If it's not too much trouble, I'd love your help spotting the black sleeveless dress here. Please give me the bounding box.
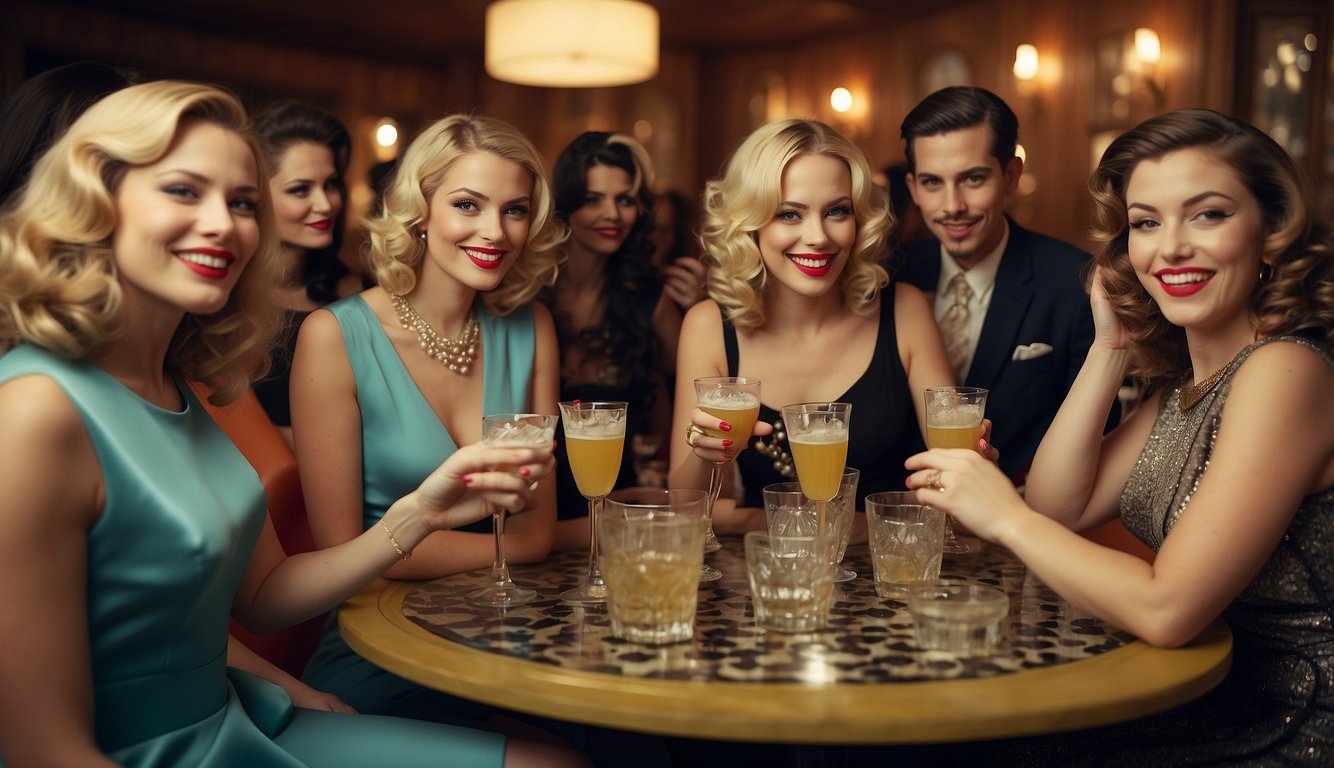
[727,289,923,509]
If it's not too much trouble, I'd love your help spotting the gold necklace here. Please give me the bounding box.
[1177,361,1230,411]
[389,293,479,374]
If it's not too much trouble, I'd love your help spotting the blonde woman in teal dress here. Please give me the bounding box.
[906,109,1334,763]
[291,116,570,736]
[0,81,579,767]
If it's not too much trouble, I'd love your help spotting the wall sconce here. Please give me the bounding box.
[484,0,659,88]
[372,118,399,163]
[827,86,868,139]
[1126,27,1165,109]
[1013,44,1042,115]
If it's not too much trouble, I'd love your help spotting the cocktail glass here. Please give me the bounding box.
[557,400,628,604]
[693,376,761,581]
[466,413,558,608]
[779,402,851,559]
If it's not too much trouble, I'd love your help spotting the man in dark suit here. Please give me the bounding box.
[896,86,1113,483]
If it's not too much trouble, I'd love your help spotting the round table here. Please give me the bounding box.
[338,539,1231,744]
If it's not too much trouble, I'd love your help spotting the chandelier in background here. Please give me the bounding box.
[485,0,660,88]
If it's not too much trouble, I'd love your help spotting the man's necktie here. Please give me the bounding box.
[941,273,973,382]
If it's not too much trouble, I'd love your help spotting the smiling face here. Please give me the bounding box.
[112,119,261,319]
[907,123,1020,269]
[269,141,342,252]
[1125,147,1266,343]
[756,152,857,298]
[421,150,534,292]
[566,164,639,258]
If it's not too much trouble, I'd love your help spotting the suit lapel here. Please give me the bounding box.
[967,222,1034,386]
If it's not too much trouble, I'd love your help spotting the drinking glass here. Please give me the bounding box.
[744,531,837,633]
[865,491,946,599]
[600,489,709,643]
[693,376,761,581]
[558,400,628,604]
[779,402,851,558]
[924,387,988,554]
[466,413,559,608]
[761,468,860,582]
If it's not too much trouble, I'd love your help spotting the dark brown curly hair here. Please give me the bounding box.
[1089,108,1334,393]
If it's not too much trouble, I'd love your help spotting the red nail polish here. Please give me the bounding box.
[463,475,474,485]
[520,467,532,478]
[721,439,733,448]
[719,421,732,432]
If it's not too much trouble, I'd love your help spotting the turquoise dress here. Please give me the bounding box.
[0,344,505,767]
[302,296,536,722]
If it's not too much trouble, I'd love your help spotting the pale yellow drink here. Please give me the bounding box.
[926,424,985,451]
[566,434,624,498]
[603,549,700,643]
[700,402,760,442]
[788,436,849,502]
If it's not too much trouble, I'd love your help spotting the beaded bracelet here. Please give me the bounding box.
[380,520,410,560]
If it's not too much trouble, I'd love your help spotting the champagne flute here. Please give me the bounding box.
[693,376,761,582]
[558,400,628,604]
[465,413,558,608]
[924,386,989,554]
[779,402,852,562]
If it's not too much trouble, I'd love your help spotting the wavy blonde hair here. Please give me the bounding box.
[366,114,565,316]
[1090,108,1334,392]
[700,118,891,329]
[0,80,283,405]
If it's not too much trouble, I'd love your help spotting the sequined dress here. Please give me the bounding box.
[998,335,1334,766]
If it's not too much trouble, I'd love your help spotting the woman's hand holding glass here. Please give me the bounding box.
[411,441,556,533]
[904,446,1027,545]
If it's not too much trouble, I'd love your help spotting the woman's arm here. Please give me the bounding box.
[0,377,117,766]
[910,341,1334,646]
[1024,269,1147,529]
[234,440,554,633]
[667,301,771,534]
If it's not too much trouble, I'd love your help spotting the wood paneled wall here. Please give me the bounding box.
[2,0,1240,251]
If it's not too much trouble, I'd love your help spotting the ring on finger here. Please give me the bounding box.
[685,425,699,448]
[927,469,945,492]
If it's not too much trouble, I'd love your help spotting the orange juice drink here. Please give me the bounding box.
[788,435,849,502]
[926,423,986,451]
[566,434,624,498]
[700,399,760,442]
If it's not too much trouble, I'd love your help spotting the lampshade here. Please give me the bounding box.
[485,0,660,88]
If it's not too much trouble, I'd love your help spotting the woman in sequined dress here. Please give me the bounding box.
[907,109,1334,764]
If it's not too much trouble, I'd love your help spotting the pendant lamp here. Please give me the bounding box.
[485,0,660,87]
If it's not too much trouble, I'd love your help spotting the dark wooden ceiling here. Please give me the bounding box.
[59,0,959,67]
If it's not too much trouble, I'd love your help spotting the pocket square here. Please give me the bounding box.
[1011,342,1053,361]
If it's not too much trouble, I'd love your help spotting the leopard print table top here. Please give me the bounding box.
[400,539,1133,684]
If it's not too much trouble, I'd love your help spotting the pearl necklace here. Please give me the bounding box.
[389,293,479,374]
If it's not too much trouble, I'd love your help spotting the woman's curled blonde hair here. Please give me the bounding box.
[366,114,565,315]
[701,118,891,329]
[0,80,283,405]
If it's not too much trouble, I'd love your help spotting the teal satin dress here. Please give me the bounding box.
[0,344,504,767]
[301,296,536,723]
